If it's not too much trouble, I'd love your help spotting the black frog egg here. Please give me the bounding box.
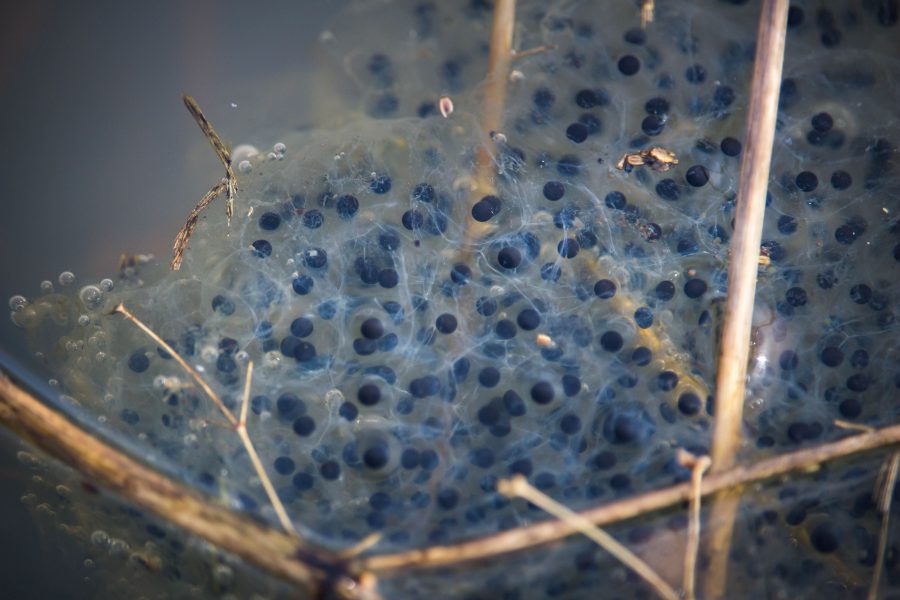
[352,422,401,477]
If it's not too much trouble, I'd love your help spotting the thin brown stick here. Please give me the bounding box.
[510,44,556,61]
[170,180,227,270]
[497,476,679,600]
[869,450,900,600]
[3,369,900,594]
[113,303,238,427]
[677,450,711,600]
[835,419,875,434]
[360,422,900,574]
[340,534,383,560]
[0,373,348,596]
[710,0,789,479]
[182,94,237,223]
[116,308,295,536]
[705,0,789,596]
[460,0,515,251]
[236,361,297,536]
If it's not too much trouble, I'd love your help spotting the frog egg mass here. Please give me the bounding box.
[2,0,900,598]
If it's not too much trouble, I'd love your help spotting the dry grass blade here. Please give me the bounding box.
[236,361,298,536]
[112,303,238,427]
[869,450,900,600]
[182,94,237,222]
[497,475,679,600]
[170,180,227,270]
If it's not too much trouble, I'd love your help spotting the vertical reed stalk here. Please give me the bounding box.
[704,0,789,596]
[461,0,516,250]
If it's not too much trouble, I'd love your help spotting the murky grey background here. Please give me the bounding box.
[0,1,344,596]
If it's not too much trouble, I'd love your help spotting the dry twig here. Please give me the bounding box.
[0,373,341,596]
[114,305,297,536]
[461,0,516,250]
[171,95,238,270]
[3,371,900,593]
[170,180,227,270]
[510,44,556,61]
[237,361,297,536]
[497,475,679,600]
[677,450,711,600]
[182,94,237,222]
[835,419,875,434]
[705,0,789,596]
[709,0,789,475]
[360,423,900,574]
[113,303,237,427]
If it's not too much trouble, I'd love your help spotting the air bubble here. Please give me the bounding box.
[108,538,130,557]
[200,345,218,363]
[39,280,54,294]
[325,388,345,406]
[8,295,27,312]
[90,530,110,547]
[99,278,114,292]
[231,144,259,162]
[58,271,76,287]
[238,160,253,173]
[79,285,104,310]
[213,564,235,587]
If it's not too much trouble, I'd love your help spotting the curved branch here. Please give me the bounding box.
[360,424,900,574]
[0,372,368,599]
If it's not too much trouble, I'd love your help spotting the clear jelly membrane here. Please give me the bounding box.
[4,0,900,598]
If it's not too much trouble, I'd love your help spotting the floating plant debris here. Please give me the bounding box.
[616,147,679,173]
[2,0,900,598]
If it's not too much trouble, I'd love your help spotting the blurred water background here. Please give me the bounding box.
[0,2,344,596]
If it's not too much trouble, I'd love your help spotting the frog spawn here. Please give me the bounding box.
[6,0,900,597]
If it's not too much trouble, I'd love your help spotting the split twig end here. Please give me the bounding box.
[498,475,679,600]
